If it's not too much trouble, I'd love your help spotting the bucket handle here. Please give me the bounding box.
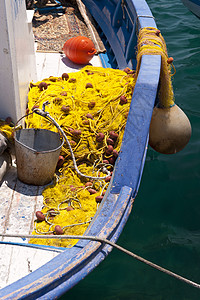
[14,110,64,142]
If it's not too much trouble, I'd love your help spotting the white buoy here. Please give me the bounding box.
[149,104,192,154]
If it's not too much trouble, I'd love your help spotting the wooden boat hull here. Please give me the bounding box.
[182,0,200,18]
[0,0,161,298]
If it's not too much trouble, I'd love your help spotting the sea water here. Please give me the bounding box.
[61,1,200,299]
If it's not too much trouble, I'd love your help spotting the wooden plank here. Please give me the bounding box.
[0,244,60,289]
[3,186,39,244]
[6,245,59,288]
[0,167,44,244]
[0,244,13,289]
[35,51,102,80]
[0,168,17,241]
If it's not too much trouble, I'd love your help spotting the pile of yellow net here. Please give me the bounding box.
[27,66,135,247]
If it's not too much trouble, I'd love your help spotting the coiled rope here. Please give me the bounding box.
[0,232,199,289]
[136,27,175,108]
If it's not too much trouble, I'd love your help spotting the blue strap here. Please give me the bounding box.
[0,240,65,252]
[54,0,61,5]
[35,0,64,14]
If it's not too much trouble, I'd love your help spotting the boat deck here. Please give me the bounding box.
[0,50,102,289]
[36,51,103,79]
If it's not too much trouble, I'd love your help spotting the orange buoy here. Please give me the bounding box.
[167,57,174,64]
[63,36,97,64]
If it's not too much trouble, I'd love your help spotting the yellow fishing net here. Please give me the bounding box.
[27,66,135,247]
[0,119,14,141]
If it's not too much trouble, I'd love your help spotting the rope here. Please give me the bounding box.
[136,27,175,108]
[1,232,200,289]
[33,107,111,180]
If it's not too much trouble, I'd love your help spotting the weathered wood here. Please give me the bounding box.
[35,51,102,80]
[0,244,60,289]
[0,166,61,289]
[0,133,8,155]
[0,152,11,182]
[75,0,106,53]
[0,167,43,244]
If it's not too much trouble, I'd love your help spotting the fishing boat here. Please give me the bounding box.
[182,0,200,18]
[0,0,191,298]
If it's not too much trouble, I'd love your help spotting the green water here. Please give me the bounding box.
[61,1,200,299]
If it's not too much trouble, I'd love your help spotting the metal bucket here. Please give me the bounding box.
[14,128,64,185]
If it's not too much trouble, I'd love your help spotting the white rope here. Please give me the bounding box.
[0,232,200,289]
[33,107,111,180]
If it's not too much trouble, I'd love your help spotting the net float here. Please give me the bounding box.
[95,195,103,203]
[105,145,113,155]
[120,95,127,105]
[105,175,112,182]
[35,211,45,222]
[57,155,64,168]
[85,182,93,187]
[107,138,114,145]
[86,113,93,119]
[167,57,174,64]
[38,82,48,91]
[62,73,69,80]
[88,188,97,194]
[85,83,93,88]
[96,132,105,142]
[54,225,64,235]
[109,131,118,141]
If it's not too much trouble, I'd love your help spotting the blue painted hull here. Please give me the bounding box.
[0,0,161,298]
[182,0,200,17]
